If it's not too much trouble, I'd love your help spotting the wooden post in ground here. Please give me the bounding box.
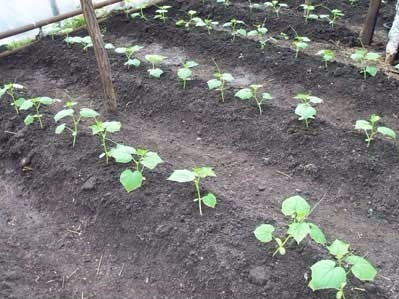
[80,0,117,111]
[360,0,381,45]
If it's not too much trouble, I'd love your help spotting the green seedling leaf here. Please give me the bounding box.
[345,255,377,281]
[221,73,234,81]
[365,52,380,61]
[24,114,34,126]
[309,260,347,291]
[202,193,217,208]
[103,121,121,133]
[178,68,192,80]
[295,103,316,120]
[288,222,310,243]
[281,195,311,220]
[120,169,143,192]
[54,109,74,122]
[207,79,222,90]
[141,152,163,169]
[148,68,164,78]
[365,66,378,77]
[168,169,196,182]
[377,126,396,139]
[19,100,33,110]
[125,58,141,67]
[80,108,99,118]
[235,88,253,100]
[110,144,136,163]
[55,123,66,134]
[328,240,349,260]
[309,223,327,244]
[254,224,275,243]
[193,166,216,178]
[355,120,372,131]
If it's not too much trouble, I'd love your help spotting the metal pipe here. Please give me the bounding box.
[0,0,123,40]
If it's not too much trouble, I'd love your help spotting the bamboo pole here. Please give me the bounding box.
[80,0,117,111]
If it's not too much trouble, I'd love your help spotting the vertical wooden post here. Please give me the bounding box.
[80,0,117,111]
[360,0,381,45]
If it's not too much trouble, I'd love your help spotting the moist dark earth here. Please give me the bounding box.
[0,1,399,299]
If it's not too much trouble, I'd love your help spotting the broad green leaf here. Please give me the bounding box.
[12,83,24,89]
[110,144,135,163]
[145,54,166,64]
[309,96,323,104]
[148,68,164,78]
[19,99,33,110]
[15,97,26,107]
[366,66,378,77]
[365,52,380,61]
[309,223,327,244]
[202,193,217,208]
[207,79,222,90]
[350,51,365,61]
[80,108,99,118]
[247,30,259,37]
[104,43,114,49]
[103,121,121,133]
[55,123,66,134]
[235,88,253,100]
[125,58,141,67]
[168,169,196,183]
[120,169,143,192]
[288,222,310,243]
[295,103,316,120]
[262,93,273,100]
[115,47,127,54]
[89,123,103,135]
[54,109,74,122]
[221,73,234,82]
[178,68,192,80]
[281,195,311,219]
[295,41,308,49]
[184,60,199,68]
[254,224,275,243]
[193,166,216,178]
[24,114,34,126]
[328,240,349,260]
[38,96,56,105]
[377,126,396,139]
[237,29,247,36]
[0,87,7,98]
[345,255,377,281]
[309,260,347,291]
[355,120,372,131]
[141,152,163,169]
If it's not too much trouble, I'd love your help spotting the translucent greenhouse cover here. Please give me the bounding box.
[0,0,124,45]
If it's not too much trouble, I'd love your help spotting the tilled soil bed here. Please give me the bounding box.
[0,1,399,299]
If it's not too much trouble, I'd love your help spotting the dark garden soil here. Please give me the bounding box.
[0,1,399,299]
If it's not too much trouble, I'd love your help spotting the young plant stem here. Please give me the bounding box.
[34,102,43,129]
[194,178,203,216]
[220,80,225,102]
[9,91,20,114]
[101,133,109,164]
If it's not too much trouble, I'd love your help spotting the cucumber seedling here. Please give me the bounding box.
[223,19,246,41]
[350,49,380,79]
[168,166,217,215]
[130,1,149,20]
[309,239,377,299]
[194,18,219,35]
[294,93,323,127]
[293,35,311,58]
[90,120,122,164]
[207,60,234,102]
[54,101,99,147]
[235,84,273,114]
[19,96,59,128]
[320,8,344,27]
[176,10,198,28]
[355,114,396,147]
[145,54,167,78]
[177,60,199,89]
[0,83,25,114]
[316,49,335,67]
[265,1,288,18]
[300,3,319,22]
[110,144,163,192]
[115,45,143,69]
[154,5,172,22]
[247,24,269,49]
[64,36,93,50]
[254,195,327,256]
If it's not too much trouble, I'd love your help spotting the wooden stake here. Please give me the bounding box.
[360,0,381,45]
[80,0,117,111]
